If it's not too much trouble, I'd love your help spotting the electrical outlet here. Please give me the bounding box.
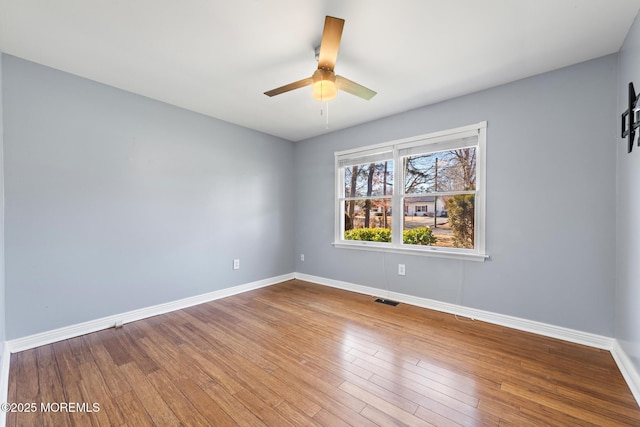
[233,259,240,270]
[300,254,305,261]
[398,264,406,276]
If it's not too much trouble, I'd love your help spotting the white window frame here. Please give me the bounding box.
[334,121,487,262]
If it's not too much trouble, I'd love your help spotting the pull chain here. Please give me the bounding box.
[320,102,329,129]
[325,101,329,129]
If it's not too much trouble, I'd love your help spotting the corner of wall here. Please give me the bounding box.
[0,50,8,427]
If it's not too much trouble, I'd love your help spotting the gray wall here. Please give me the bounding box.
[2,55,295,339]
[617,11,640,373]
[0,48,625,342]
[294,54,618,336]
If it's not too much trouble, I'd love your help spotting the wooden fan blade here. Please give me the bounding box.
[264,77,313,97]
[336,75,377,100]
[317,16,344,71]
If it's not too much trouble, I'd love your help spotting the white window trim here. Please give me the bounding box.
[333,121,488,262]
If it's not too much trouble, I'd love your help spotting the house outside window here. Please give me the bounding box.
[334,122,487,261]
[414,204,428,214]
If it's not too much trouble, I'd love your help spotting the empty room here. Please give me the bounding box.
[1,0,640,425]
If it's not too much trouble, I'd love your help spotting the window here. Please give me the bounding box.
[415,205,428,214]
[334,122,487,261]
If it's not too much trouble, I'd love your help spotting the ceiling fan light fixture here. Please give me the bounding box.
[312,69,337,101]
[264,16,376,102]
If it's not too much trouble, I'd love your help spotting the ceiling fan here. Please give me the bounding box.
[264,16,377,102]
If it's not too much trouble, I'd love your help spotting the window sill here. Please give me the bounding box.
[332,241,488,262]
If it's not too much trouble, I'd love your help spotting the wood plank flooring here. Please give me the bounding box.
[7,279,640,426]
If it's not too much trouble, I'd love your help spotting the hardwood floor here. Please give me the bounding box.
[7,279,640,426]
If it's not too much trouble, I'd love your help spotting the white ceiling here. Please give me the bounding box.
[1,0,639,142]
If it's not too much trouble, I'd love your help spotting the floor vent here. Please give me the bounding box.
[375,298,399,306]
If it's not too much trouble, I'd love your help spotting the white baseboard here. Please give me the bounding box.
[0,272,291,427]
[6,273,294,354]
[2,271,639,414]
[611,340,640,404]
[294,272,614,350]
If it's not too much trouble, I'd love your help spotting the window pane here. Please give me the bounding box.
[403,194,475,249]
[343,198,392,242]
[404,147,476,194]
[344,161,393,198]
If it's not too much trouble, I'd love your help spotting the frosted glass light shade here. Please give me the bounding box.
[312,69,337,101]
